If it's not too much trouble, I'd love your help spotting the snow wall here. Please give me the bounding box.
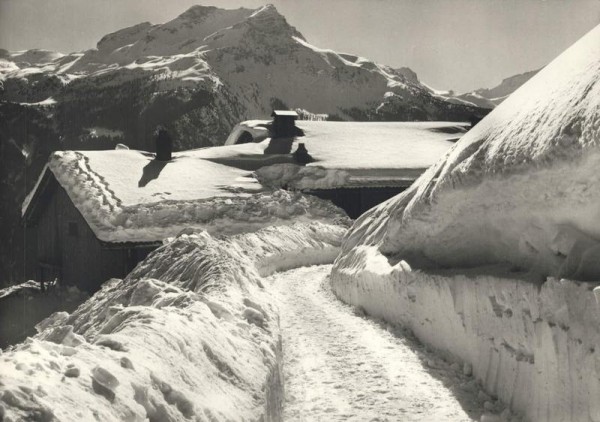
[0,222,346,421]
[332,24,600,422]
[332,248,600,422]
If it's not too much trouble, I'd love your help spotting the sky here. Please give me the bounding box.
[0,0,599,92]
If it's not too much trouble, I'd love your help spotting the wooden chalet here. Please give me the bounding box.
[21,140,262,293]
[23,168,158,292]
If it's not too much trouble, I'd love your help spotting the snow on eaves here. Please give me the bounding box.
[340,24,600,280]
[29,149,346,244]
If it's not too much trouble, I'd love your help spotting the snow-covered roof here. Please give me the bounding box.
[23,149,269,243]
[24,120,467,242]
[220,120,468,187]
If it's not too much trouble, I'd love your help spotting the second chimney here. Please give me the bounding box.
[155,127,172,161]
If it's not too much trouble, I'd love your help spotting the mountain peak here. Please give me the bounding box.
[178,5,224,22]
[250,4,278,17]
[242,3,304,41]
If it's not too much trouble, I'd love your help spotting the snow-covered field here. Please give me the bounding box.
[0,222,346,421]
[330,23,600,422]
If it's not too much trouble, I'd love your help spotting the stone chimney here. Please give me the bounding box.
[155,127,172,161]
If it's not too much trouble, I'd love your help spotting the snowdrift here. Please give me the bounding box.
[332,24,600,422]
[344,23,600,281]
[0,222,346,421]
[332,251,600,422]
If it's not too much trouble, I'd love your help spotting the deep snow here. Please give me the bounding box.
[340,23,600,281]
[330,23,600,422]
[331,251,600,422]
[0,222,347,421]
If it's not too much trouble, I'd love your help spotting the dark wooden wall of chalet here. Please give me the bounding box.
[29,185,128,293]
[308,187,406,219]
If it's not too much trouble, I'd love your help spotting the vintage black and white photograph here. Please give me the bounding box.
[0,0,599,420]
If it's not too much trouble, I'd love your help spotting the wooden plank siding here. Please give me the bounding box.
[307,187,406,219]
[26,179,156,293]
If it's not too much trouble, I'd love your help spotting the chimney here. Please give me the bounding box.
[293,142,312,165]
[271,110,299,138]
[155,127,172,161]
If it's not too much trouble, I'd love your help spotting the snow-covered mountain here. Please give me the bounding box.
[0,4,484,149]
[449,68,540,109]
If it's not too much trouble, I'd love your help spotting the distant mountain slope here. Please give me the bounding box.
[452,69,541,109]
[0,5,485,149]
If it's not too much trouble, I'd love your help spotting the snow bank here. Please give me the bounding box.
[331,249,600,422]
[330,24,600,422]
[0,221,347,421]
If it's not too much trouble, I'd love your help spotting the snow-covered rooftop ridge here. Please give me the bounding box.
[339,24,600,280]
[26,149,346,243]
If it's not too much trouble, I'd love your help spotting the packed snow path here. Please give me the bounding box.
[268,265,482,421]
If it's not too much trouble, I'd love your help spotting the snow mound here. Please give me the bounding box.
[343,24,600,280]
[27,149,347,243]
[0,222,346,421]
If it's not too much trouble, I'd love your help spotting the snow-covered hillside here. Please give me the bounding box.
[331,24,600,422]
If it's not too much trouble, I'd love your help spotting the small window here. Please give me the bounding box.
[68,221,79,237]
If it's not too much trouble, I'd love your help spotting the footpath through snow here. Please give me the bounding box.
[269,264,490,422]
